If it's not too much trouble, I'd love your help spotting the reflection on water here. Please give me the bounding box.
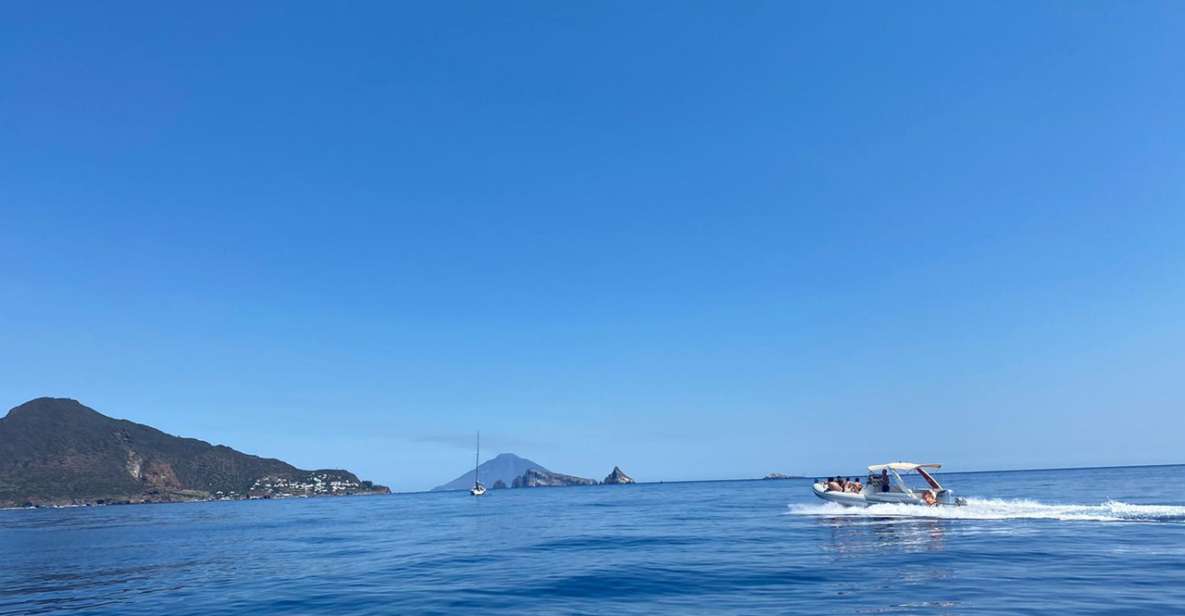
[818,516,947,556]
[816,517,958,612]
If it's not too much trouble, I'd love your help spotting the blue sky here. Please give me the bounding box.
[2,3,1183,491]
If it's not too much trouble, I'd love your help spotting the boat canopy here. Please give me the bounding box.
[867,462,942,473]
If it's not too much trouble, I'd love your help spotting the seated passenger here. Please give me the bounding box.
[849,479,862,493]
[826,477,842,492]
[921,490,937,506]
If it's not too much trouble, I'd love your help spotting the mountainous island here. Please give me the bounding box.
[0,398,389,508]
[433,452,633,491]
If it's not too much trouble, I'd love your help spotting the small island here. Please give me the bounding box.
[603,466,635,484]
[512,468,598,488]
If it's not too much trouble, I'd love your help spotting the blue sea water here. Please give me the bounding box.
[2,465,1184,615]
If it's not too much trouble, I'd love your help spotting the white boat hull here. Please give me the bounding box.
[811,483,964,507]
[811,483,870,507]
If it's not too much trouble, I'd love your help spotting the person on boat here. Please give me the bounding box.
[921,490,937,506]
[881,468,890,492]
[826,477,842,492]
[848,478,862,493]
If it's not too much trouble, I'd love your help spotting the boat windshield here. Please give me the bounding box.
[874,469,941,494]
[897,474,933,492]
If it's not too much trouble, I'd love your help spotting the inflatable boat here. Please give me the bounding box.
[812,462,966,507]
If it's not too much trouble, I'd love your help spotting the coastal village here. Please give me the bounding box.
[246,472,378,499]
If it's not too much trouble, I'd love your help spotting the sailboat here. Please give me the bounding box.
[469,431,486,496]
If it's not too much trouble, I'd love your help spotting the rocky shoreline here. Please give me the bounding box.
[9,488,391,510]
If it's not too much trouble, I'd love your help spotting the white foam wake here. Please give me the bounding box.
[787,498,1185,522]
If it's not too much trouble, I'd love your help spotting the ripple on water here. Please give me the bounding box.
[2,467,1185,614]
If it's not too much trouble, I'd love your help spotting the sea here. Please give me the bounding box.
[2,465,1184,615]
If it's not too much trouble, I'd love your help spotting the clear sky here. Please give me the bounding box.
[3,3,1183,491]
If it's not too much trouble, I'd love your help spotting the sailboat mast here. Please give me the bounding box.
[474,431,480,484]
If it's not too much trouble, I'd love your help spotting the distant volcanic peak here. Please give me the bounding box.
[15,396,81,407]
[603,466,634,484]
[431,452,549,491]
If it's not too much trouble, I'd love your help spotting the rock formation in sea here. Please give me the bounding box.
[603,466,635,484]
[492,479,507,489]
[0,397,390,508]
[763,472,791,480]
[511,468,598,488]
[432,452,548,491]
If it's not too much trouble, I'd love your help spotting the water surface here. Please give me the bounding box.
[2,465,1184,614]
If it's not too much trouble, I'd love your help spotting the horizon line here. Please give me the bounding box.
[399,462,1185,494]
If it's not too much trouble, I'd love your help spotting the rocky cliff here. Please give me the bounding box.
[603,466,635,484]
[0,398,389,507]
[512,468,598,488]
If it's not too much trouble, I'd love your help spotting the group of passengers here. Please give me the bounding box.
[823,476,862,493]
[820,468,941,505]
[822,469,894,494]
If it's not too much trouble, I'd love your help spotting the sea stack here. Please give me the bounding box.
[603,466,635,484]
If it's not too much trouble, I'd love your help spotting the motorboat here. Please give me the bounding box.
[811,462,966,507]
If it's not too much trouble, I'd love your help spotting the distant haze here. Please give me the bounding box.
[3,4,1184,491]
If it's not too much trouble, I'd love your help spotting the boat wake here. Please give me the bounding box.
[787,498,1185,522]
